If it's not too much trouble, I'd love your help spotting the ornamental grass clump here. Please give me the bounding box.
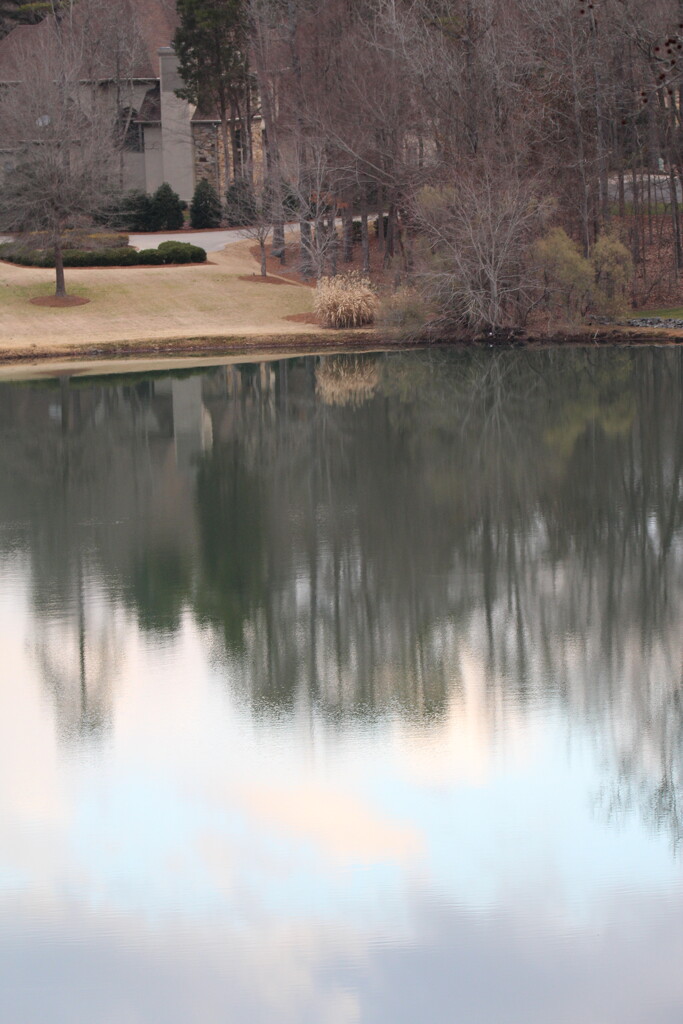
[314,272,376,328]
[315,355,380,406]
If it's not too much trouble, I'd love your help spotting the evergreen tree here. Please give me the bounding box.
[150,183,184,231]
[174,0,251,183]
[190,178,223,229]
[0,0,48,37]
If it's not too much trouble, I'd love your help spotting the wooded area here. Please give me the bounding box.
[5,0,683,325]
[175,0,683,324]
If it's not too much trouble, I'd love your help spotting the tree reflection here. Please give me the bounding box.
[0,350,681,843]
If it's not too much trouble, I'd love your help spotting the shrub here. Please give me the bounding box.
[150,183,185,231]
[190,179,222,229]
[102,190,157,231]
[137,247,166,265]
[0,242,205,267]
[0,243,52,266]
[62,247,139,266]
[225,178,257,226]
[534,227,594,319]
[591,231,633,317]
[314,272,377,328]
[158,240,206,263]
[157,240,207,263]
[377,287,430,338]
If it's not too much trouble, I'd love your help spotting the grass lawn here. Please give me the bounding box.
[0,241,315,353]
[636,307,683,318]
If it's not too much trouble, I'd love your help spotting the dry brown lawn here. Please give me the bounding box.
[0,240,317,354]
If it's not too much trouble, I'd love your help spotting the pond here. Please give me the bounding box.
[0,349,681,1024]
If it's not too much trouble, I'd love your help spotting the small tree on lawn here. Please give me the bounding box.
[190,178,222,228]
[0,15,119,297]
[229,179,284,276]
[151,182,185,231]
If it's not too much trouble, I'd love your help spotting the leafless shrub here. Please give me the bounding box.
[314,271,376,328]
[376,286,431,339]
[413,172,552,330]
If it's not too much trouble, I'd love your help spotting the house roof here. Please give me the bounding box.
[191,107,221,124]
[0,0,178,83]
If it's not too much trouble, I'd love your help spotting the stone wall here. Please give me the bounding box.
[192,117,267,194]
[192,124,223,194]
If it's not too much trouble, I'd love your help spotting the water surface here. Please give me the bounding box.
[0,350,681,1023]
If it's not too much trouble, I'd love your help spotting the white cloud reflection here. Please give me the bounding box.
[1,557,682,1023]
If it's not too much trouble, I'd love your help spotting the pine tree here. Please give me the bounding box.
[174,0,251,184]
[150,183,185,231]
[190,178,222,229]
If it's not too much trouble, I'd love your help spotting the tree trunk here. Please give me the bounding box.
[243,80,254,185]
[54,236,66,297]
[272,220,286,265]
[219,115,231,193]
[377,186,384,255]
[300,219,313,278]
[230,101,241,181]
[360,191,370,274]
[260,239,267,276]
[343,204,353,262]
[383,203,396,268]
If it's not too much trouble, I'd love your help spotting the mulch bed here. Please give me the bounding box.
[29,295,90,307]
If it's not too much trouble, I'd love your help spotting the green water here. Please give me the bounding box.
[0,349,681,1023]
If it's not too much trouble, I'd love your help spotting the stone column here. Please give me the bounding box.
[158,47,195,201]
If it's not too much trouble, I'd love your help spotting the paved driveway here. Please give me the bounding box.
[129,228,250,252]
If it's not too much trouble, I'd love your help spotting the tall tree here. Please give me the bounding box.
[174,0,252,186]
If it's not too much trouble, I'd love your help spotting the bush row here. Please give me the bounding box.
[102,178,388,238]
[0,241,207,267]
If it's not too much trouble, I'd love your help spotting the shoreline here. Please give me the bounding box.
[1,324,683,380]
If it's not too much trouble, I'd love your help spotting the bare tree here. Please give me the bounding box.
[414,172,551,329]
[231,179,285,275]
[0,10,119,296]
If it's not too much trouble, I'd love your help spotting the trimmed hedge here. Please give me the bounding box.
[0,241,207,267]
[137,248,166,265]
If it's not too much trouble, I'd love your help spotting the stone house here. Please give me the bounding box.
[0,0,260,201]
